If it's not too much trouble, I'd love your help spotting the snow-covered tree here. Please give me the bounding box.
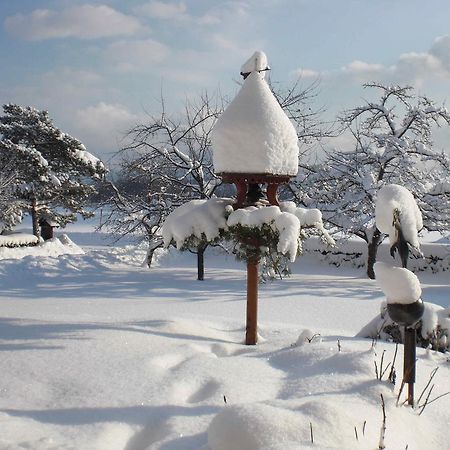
[0,104,106,237]
[293,83,450,278]
[0,161,23,231]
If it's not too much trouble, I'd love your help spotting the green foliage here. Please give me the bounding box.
[226,222,281,263]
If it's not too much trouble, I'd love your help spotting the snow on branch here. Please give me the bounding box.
[161,198,233,250]
[280,201,336,246]
[161,197,334,265]
[375,184,422,252]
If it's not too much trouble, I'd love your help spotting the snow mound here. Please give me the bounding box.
[212,52,299,176]
[374,261,421,304]
[161,198,233,249]
[208,398,374,450]
[208,403,304,450]
[0,234,84,260]
[295,329,321,346]
[375,184,422,250]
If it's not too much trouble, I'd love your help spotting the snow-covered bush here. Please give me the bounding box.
[161,197,334,279]
[227,205,301,262]
[357,300,449,353]
[161,198,233,251]
[0,234,84,260]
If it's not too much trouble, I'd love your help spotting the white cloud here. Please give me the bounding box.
[342,60,384,74]
[134,1,250,28]
[202,2,251,27]
[4,5,145,41]
[294,35,450,88]
[430,35,450,71]
[291,68,320,79]
[135,1,189,21]
[74,102,141,155]
[0,68,107,111]
[105,38,170,72]
[0,68,134,158]
[118,1,262,82]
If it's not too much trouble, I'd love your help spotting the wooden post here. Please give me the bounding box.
[234,180,248,209]
[246,258,259,345]
[266,183,280,206]
[404,327,416,406]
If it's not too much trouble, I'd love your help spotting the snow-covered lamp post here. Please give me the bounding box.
[375,184,424,406]
[374,263,424,406]
[212,51,299,345]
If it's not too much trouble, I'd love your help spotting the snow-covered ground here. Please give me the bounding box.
[0,227,449,450]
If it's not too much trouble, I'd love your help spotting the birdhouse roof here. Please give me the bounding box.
[212,51,299,176]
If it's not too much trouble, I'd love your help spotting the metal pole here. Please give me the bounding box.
[403,326,416,406]
[246,258,258,345]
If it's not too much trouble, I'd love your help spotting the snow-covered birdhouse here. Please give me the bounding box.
[39,216,59,241]
[212,51,299,208]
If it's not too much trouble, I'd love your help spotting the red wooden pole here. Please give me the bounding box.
[246,258,259,345]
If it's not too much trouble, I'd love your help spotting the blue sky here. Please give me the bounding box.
[1,0,450,161]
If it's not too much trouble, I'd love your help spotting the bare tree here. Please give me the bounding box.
[102,92,225,279]
[269,76,335,146]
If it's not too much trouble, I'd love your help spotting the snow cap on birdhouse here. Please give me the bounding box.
[240,51,270,78]
[212,51,299,176]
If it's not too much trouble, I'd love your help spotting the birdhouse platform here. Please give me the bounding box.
[220,172,291,209]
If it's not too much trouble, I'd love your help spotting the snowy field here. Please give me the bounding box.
[0,227,449,450]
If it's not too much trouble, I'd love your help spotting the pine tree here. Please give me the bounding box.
[0,104,107,237]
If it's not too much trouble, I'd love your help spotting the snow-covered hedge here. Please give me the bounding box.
[0,232,39,248]
[304,238,450,273]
